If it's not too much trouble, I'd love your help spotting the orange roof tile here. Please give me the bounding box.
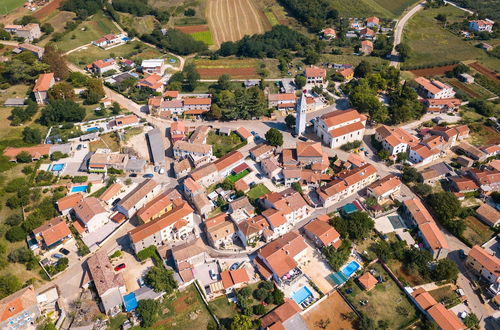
[358,272,378,291]
[33,73,54,92]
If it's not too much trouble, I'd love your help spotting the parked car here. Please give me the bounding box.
[112,198,121,206]
[154,166,159,172]
[114,263,126,271]
[230,262,239,271]
[129,173,137,177]
[159,168,165,175]
[291,132,298,138]
[459,249,466,259]
[52,253,64,259]
[59,248,70,256]
[76,144,82,151]
[138,277,145,287]
[143,174,154,178]
[209,269,217,280]
[256,173,262,179]
[298,136,308,142]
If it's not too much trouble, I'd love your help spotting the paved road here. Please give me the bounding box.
[390,2,425,67]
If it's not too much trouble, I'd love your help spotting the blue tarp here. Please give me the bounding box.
[123,293,137,312]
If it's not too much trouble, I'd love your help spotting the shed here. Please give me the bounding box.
[4,98,26,107]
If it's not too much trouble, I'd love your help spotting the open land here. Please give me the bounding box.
[0,0,25,15]
[332,0,419,18]
[193,58,260,79]
[303,292,356,330]
[462,216,495,246]
[117,12,157,36]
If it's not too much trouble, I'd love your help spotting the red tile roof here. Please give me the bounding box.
[33,73,54,92]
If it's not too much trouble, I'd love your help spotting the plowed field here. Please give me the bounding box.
[407,64,457,76]
[33,0,64,19]
[176,25,209,33]
[197,67,258,79]
[469,62,500,82]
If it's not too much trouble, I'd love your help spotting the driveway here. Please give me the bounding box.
[300,242,335,294]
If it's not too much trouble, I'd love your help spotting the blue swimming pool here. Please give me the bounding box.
[341,260,361,278]
[51,163,64,171]
[71,185,88,193]
[86,127,99,132]
[291,286,313,305]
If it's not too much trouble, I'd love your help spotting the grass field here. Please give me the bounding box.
[208,296,238,328]
[322,54,389,66]
[206,0,270,46]
[331,0,419,18]
[67,40,163,66]
[463,216,495,246]
[341,263,419,329]
[264,10,279,26]
[428,285,461,309]
[403,6,500,70]
[207,132,243,157]
[89,132,121,152]
[191,30,214,45]
[117,12,157,36]
[55,11,120,53]
[193,58,260,79]
[0,0,25,15]
[247,183,270,200]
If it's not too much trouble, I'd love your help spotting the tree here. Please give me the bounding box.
[42,45,69,80]
[463,313,480,330]
[396,152,407,163]
[217,74,232,90]
[111,102,121,115]
[265,128,283,146]
[435,13,447,22]
[40,100,86,125]
[230,314,252,330]
[432,258,458,282]
[184,63,200,92]
[378,149,390,160]
[373,240,393,262]
[48,82,75,100]
[22,127,42,144]
[427,192,461,223]
[184,8,196,16]
[395,43,411,62]
[285,114,295,129]
[272,287,284,305]
[5,227,26,242]
[137,299,161,327]
[291,182,302,193]
[345,212,374,240]
[322,239,352,271]
[294,75,306,89]
[144,266,178,293]
[0,275,21,299]
[354,61,372,78]
[413,183,432,197]
[315,318,331,329]
[40,23,54,34]
[16,151,32,163]
[402,166,420,183]
[253,304,266,315]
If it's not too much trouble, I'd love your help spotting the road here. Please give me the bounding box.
[390,2,425,67]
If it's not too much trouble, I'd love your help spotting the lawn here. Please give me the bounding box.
[208,296,238,328]
[89,132,121,152]
[331,0,393,18]
[322,54,388,67]
[428,285,461,309]
[154,283,215,329]
[403,6,500,70]
[123,127,143,142]
[0,0,25,15]
[227,169,250,183]
[247,183,270,200]
[190,30,214,45]
[469,124,500,146]
[264,10,279,26]
[55,11,120,52]
[371,0,420,16]
[67,40,163,67]
[462,216,495,246]
[207,132,244,158]
[386,259,429,287]
[117,12,157,35]
[341,263,419,329]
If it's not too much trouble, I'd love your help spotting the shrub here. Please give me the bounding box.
[340,140,362,151]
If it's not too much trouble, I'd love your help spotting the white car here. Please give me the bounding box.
[159,168,165,174]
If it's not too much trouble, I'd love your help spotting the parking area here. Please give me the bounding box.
[111,250,154,293]
[39,239,79,275]
[244,159,280,192]
[299,242,334,294]
[193,261,219,287]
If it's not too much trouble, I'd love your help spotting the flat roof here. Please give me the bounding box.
[146,128,165,167]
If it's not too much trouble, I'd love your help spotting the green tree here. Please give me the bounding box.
[40,100,86,125]
[285,114,296,129]
[427,192,461,223]
[432,258,458,282]
[16,151,32,163]
[322,239,352,271]
[5,226,26,242]
[413,183,432,197]
[402,166,421,183]
[41,45,69,79]
[144,266,178,293]
[230,314,252,330]
[22,127,42,144]
[395,43,411,62]
[217,74,232,90]
[373,240,393,262]
[354,61,372,78]
[137,299,161,327]
[48,82,75,100]
[265,128,283,146]
[253,304,266,315]
[184,63,200,92]
[111,102,121,115]
[377,149,390,160]
[294,75,307,89]
[463,313,480,330]
[0,274,22,299]
[291,182,303,193]
[345,212,374,240]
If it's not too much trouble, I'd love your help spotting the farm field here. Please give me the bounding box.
[0,0,25,15]
[67,40,163,67]
[469,125,500,146]
[322,54,389,67]
[331,0,418,18]
[403,6,500,70]
[468,62,500,82]
[55,11,120,53]
[406,64,457,77]
[117,13,157,35]
[463,215,494,246]
[444,78,496,100]
[193,58,260,79]
[32,0,65,19]
[176,25,214,45]
[206,0,270,46]
[303,291,356,330]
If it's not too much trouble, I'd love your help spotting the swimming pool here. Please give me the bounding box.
[86,127,99,132]
[291,286,313,305]
[51,164,64,172]
[71,185,88,193]
[341,260,361,278]
[388,215,407,229]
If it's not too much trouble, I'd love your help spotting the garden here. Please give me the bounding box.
[207,131,245,158]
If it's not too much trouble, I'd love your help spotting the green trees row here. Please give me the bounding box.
[142,29,207,56]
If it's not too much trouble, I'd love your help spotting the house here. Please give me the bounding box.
[73,197,108,233]
[321,27,336,39]
[468,169,500,193]
[57,193,83,215]
[170,237,208,282]
[415,77,455,99]
[429,125,469,146]
[220,268,250,292]
[305,66,327,85]
[115,179,160,218]
[88,59,119,76]
[488,159,500,171]
[449,176,479,193]
[189,125,210,144]
[190,151,245,188]
[456,155,474,168]
[92,33,127,48]
[424,98,461,112]
[469,19,494,32]
[111,114,140,129]
[466,245,500,293]
[360,27,375,39]
[262,208,290,238]
[32,217,72,251]
[0,286,40,330]
[125,158,146,173]
[480,42,493,51]
[141,59,166,75]
[261,157,281,180]
[173,140,212,161]
[128,200,195,253]
[170,121,186,143]
[366,16,379,28]
[367,174,402,203]
[411,288,465,330]
[338,67,354,80]
[136,189,182,223]
[456,142,487,161]
[268,93,296,109]
[173,158,191,179]
[360,40,373,55]
[205,214,238,249]
[192,193,214,217]
[481,144,500,158]
[375,125,419,156]
[475,203,500,227]
[283,168,302,187]
[409,144,441,166]
[190,164,218,188]
[86,250,126,316]
[235,127,253,143]
[13,23,41,41]
[261,188,310,226]
[314,109,367,149]
[402,198,449,259]
[15,43,44,59]
[303,219,341,248]
[358,272,378,291]
[33,73,55,104]
[146,128,166,168]
[260,299,306,329]
[138,74,164,92]
[458,73,474,84]
[254,231,307,283]
[249,144,275,162]
[237,215,272,247]
[99,183,123,205]
[182,97,212,113]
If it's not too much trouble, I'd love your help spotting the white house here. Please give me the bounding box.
[415,77,455,99]
[73,197,108,233]
[374,125,419,156]
[141,59,166,75]
[469,19,494,33]
[314,109,367,149]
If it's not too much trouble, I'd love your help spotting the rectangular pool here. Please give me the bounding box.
[51,164,64,171]
[291,286,313,305]
[341,260,361,278]
[86,127,99,132]
[71,185,88,193]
